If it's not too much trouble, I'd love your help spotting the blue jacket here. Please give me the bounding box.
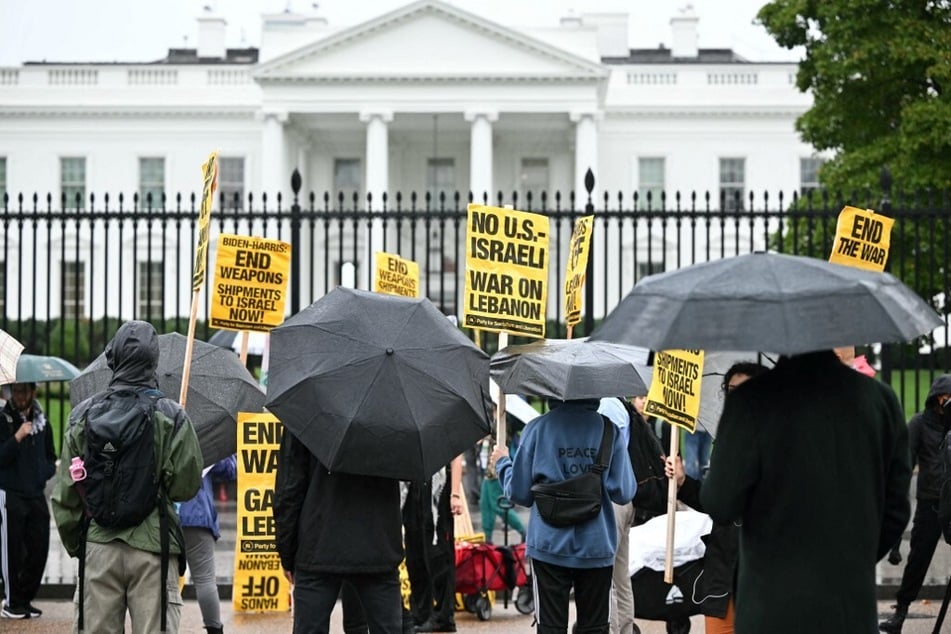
[178,454,237,539]
[496,398,636,569]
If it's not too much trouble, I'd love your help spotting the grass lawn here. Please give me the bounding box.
[39,392,71,457]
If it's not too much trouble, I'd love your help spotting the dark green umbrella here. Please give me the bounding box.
[592,252,943,355]
[265,287,492,481]
[16,354,81,383]
[70,333,265,467]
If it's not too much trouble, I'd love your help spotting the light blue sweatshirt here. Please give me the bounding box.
[496,398,636,569]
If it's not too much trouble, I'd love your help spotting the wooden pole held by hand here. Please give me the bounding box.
[664,428,680,583]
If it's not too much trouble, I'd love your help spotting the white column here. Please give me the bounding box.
[465,110,498,204]
[259,111,289,201]
[359,110,393,289]
[570,110,599,206]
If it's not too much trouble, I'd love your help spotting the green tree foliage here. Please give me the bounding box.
[758,0,951,193]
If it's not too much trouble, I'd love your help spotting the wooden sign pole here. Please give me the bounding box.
[664,429,680,583]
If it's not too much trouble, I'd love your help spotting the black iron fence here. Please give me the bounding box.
[2,171,950,431]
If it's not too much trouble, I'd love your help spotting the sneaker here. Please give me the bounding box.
[1,604,30,619]
[27,604,42,617]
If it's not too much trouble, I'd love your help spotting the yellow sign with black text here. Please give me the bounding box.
[373,251,420,298]
[645,349,705,433]
[829,205,894,272]
[564,215,594,328]
[463,204,550,337]
[192,152,218,292]
[233,412,290,613]
[211,234,291,332]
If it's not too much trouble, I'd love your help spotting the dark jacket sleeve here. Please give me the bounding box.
[907,415,921,471]
[274,431,310,573]
[700,392,762,524]
[878,386,913,560]
[678,475,703,511]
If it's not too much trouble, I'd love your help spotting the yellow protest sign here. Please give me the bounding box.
[373,251,420,298]
[192,152,218,292]
[829,205,894,272]
[463,204,550,337]
[564,215,594,328]
[211,234,291,332]
[233,412,291,613]
[645,349,704,432]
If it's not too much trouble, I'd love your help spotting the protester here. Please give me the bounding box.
[701,350,911,632]
[403,456,463,633]
[275,428,403,633]
[880,374,951,633]
[0,382,56,619]
[665,361,769,634]
[597,396,636,634]
[179,454,237,634]
[491,398,636,634]
[52,320,203,633]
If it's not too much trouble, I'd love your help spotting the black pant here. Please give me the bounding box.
[0,490,49,609]
[896,498,942,606]
[532,558,612,634]
[403,478,455,628]
[292,569,401,634]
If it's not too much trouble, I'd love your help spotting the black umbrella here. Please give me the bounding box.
[70,333,266,467]
[591,252,942,355]
[490,338,651,400]
[265,287,492,481]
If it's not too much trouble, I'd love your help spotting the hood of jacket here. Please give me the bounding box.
[925,374,951,409]
[105,320,160,389]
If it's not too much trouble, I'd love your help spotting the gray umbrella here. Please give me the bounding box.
[490,338,651,401]
[70,333,266,467]
[591,252,942,355]
[265,287,492,481]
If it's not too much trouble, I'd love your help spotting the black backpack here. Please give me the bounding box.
[79,387,161,528]
[618,398,669,519]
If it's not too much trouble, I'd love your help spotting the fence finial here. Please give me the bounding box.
[291,168,302,196]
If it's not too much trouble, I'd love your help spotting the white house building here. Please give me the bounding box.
[0,0,817,322]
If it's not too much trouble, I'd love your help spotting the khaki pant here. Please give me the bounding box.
[73,540,183,633]
[610,502,637,634]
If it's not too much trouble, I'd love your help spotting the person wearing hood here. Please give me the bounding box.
[0,381,56,619]
[880,374,951,633]
[52,320,202,633]
[491,398,636,634]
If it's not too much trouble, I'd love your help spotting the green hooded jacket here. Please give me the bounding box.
[51,320,202,557]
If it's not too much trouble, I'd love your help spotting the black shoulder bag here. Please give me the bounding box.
[531,415,614,527]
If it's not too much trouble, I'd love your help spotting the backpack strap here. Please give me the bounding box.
[591,415,615,475]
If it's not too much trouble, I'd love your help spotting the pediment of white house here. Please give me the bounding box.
[254,0,606,83]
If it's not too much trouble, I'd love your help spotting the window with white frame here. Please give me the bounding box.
[61,157,86,209]
[719,158,746,211]
[139,157,165,207]
[519,158,549,205]
[638,158,665,208]
[61,260,85,318]
[800,157,824,196]
[426,158,455,204]
[218,157,245,210]
[137,261,164,321]
[0,157,6,205]
[333,159,362,206]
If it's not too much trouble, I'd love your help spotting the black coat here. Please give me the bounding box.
[700,351,911,634]
[0,400,56,498]
[274,430,403,575]
[907,407,947,500]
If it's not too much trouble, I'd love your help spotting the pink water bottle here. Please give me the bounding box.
[69,457,87,482]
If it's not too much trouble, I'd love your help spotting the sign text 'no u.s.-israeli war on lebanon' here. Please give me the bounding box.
[211,234,291,332]
[645,349,705,433]
[829,205,894,272]
[463,204,550,338]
